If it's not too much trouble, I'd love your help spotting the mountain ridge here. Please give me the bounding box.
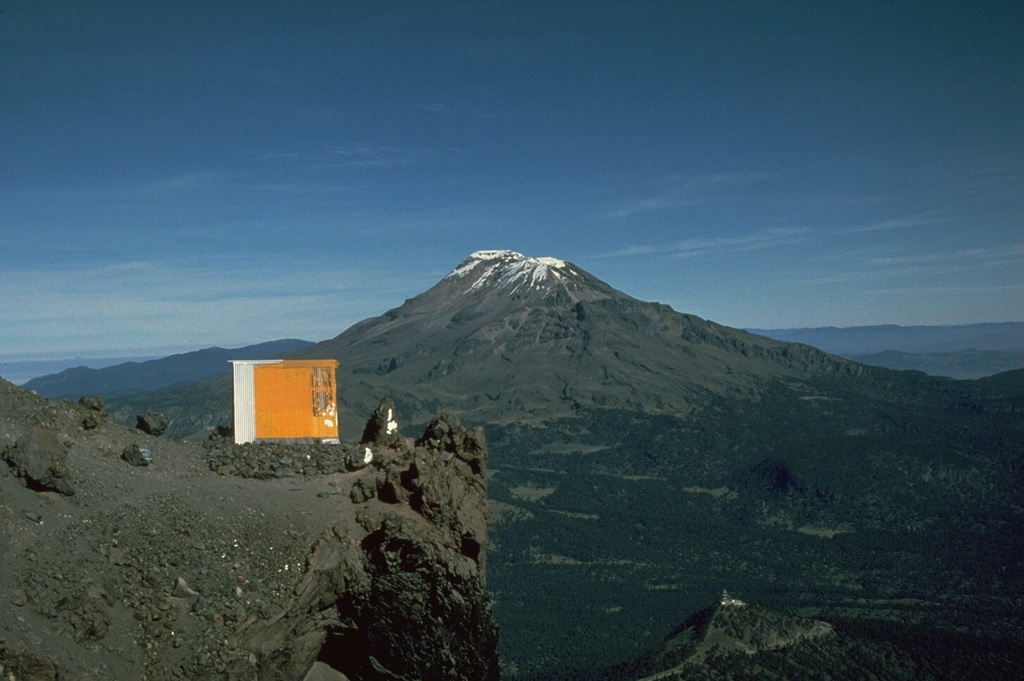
[289,250,864,433]
[18,256,1016,407]
[634,600,836,678]
[21,339,314,399]
[606,599,1022,681]
[748,321,1023,355]
[748,322,1023,379]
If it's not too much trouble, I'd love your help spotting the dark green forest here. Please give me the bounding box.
[483,373,1023,678]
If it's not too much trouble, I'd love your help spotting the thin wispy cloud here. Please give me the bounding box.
[0,258,430,356]
[599,171,775,222]
[140,172,230,194]
[598,197,696,221]
[253,182,361,195]
[668,228,809,259]
[657,171,776,192]
[841,210,951,233]
[293,107,340,123]
[797,243,1023,286]
[867,284,1021,296]
[867,244,1024,266]
[597,227,809,260]
[325,144,423,167]
[3,172,236,202]
[253,144,426,169]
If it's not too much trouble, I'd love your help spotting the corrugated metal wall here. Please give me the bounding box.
[231,360,257,444]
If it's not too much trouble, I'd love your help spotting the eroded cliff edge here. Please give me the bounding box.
[0,380,499,681]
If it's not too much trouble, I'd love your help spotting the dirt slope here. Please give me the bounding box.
[0,379,498,680]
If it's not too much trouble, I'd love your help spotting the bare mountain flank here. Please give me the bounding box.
[293,250,864,434]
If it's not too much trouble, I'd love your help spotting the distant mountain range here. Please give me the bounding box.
[20,339,314,399]
[15,316,1017,403]
[747,322,1022,355]
[0,355,164,386]
[841,348,1022,379]
[749,323,1022,379]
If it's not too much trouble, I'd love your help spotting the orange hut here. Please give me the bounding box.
[230,359,340,444]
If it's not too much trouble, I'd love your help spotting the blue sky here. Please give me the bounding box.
[1,1,1021,360]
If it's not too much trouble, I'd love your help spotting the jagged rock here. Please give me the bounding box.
[172,576,199,598]
[350,474,379,503]
[217,409,498,681]
[410,419,490,571]
[346,445,374,471]
[135,411,167,436]
[121,443,152,466]
[418,412,469,453]
[79,395,106,430]
[377,458,412,505]
[360,396,402,447]
[10,588,28,607]
[78,394,107,416]
[302,661,349,681]
[0,649,57,681]
[344,513,500,681]
[211,424,233,439]
[3,427,75,495]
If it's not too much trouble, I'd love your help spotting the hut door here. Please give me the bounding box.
[311,366,335,417]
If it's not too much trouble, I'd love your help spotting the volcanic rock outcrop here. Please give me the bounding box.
[0,377,498,680]
[3,426,75,496]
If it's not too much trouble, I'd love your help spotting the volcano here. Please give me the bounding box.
[295,250,861,431]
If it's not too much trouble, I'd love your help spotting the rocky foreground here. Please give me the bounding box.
[0,380,499,681]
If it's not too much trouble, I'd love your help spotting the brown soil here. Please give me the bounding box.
[0,379,496,680]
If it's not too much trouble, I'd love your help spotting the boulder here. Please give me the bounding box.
[121,444,152,467]
[78,394,107,416]
[417,411,467,453]
[349,474,379,503]
[360,396,402,447]
[341,514,500,681]
[0,648,57,681]
[345,446,374,471]
[3,427,75,495]
[209,424,232,440]
[136,412,167,436]
[79,396,107,430]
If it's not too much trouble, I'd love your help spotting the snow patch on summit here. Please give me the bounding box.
[446,250,571,294]
[466,249,521,262]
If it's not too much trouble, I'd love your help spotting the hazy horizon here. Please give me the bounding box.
[4,320,1020,387]
[2,2,1021,358]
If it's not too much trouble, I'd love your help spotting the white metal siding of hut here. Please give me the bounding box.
[230,359,282,444]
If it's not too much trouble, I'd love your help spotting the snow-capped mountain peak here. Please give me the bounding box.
[445,250,572,295]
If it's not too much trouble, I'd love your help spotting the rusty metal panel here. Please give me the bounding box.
[252,360,339,441]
